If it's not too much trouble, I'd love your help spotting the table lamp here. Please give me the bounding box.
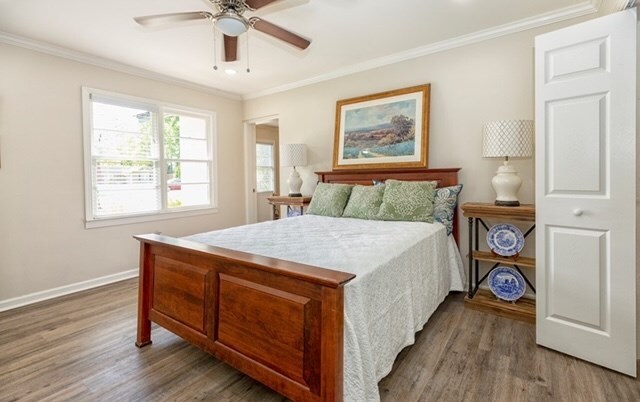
[482,120,534,206]
[280,143,307,197]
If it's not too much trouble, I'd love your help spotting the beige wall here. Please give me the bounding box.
[243,27,566,202]
[0,44,245,302]
[243,14,605,295]
[242,25,566,283]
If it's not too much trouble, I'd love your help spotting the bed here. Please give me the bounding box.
[135,168,462,402]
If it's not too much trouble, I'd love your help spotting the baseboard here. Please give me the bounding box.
[0,269,139,312]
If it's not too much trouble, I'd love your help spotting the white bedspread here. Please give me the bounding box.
[186,215,464,402]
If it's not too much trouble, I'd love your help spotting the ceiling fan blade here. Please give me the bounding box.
[245,0,280,10]
[223,35,238,62]
[250,17,311,50]
[134,11,213,27]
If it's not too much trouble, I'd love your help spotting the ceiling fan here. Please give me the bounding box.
[134,0,311,62]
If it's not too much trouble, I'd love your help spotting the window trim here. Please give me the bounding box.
[82,87,218,229]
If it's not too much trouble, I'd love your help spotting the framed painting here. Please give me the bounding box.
[332,84,430,170]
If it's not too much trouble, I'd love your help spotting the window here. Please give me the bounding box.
[83,88,216,227]
[256,142,275,193]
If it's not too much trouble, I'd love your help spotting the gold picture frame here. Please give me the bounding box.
[332,84,430,170]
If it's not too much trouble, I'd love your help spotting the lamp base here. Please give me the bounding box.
[491,160,523,207]
[287,167,303,197]
[495,200,520,207]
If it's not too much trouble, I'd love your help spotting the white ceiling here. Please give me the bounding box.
[0,0,612,98]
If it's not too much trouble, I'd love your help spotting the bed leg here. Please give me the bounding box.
[136,327,151,347]
[136,242,153,348]
[321,286,345,402]
[136,312,152,348]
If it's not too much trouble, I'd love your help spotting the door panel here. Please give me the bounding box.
[547,94,607,195]
[545,37,608,83]
[535,9,636,376]
[546,226,607,329]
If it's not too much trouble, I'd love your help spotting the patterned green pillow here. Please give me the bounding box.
[306,183,354,217]
[377,180,437,223]
[342,184,385,220]
[434,184,463,235]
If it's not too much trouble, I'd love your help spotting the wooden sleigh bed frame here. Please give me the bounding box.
[135,168,460,402]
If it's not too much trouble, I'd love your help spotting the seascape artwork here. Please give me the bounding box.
[342,99,417,160]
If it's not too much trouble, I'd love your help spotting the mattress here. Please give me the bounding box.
[186,214,464,402]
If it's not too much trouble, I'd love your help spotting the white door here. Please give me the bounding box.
[535,9,637,376]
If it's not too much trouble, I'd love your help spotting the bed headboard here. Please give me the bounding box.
[315,168,462,245]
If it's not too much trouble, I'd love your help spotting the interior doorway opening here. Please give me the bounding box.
[243,116,279,224]
[255,121,279,222]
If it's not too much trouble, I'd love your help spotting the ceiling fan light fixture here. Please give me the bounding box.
[215,12,249,36]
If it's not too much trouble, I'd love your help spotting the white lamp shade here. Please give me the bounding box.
[280,144,307,167]
[482,120,534,158]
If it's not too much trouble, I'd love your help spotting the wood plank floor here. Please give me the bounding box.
[1,279,639,401]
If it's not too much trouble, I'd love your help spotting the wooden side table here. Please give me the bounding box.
[461,202,536,324]
[267,196,312,219]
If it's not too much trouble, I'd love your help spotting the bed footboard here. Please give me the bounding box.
[134,234,355,402]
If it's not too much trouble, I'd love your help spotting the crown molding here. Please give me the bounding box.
[0,31,242,101]
[243,0,600,99]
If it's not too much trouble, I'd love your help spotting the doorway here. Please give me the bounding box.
[255,121,280,222]
[243,116,279,224]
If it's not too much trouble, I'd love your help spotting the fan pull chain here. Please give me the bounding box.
[246,33,251,73]
[212,25,218,71]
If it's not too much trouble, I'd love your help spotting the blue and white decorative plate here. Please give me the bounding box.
[488,266,526,301]
[486,223,525,257]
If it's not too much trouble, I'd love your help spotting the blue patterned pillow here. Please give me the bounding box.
[434,184,463,235]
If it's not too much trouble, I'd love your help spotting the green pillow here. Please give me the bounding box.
[306,183,353,217]
[377,180,437,223]
[342,185,385,220]
[434,184,463,235]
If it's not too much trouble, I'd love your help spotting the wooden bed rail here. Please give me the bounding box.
[135,234,355,402]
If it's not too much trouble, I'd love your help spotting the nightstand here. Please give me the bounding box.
[461,202,536,324]
[267,196,312,219]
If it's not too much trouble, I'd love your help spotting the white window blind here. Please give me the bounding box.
[83,88,216,226]
[256,143,275,193]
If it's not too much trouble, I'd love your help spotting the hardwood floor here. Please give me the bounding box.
[1,279,638,402]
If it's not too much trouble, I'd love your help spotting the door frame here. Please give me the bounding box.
[243,115,279,224]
